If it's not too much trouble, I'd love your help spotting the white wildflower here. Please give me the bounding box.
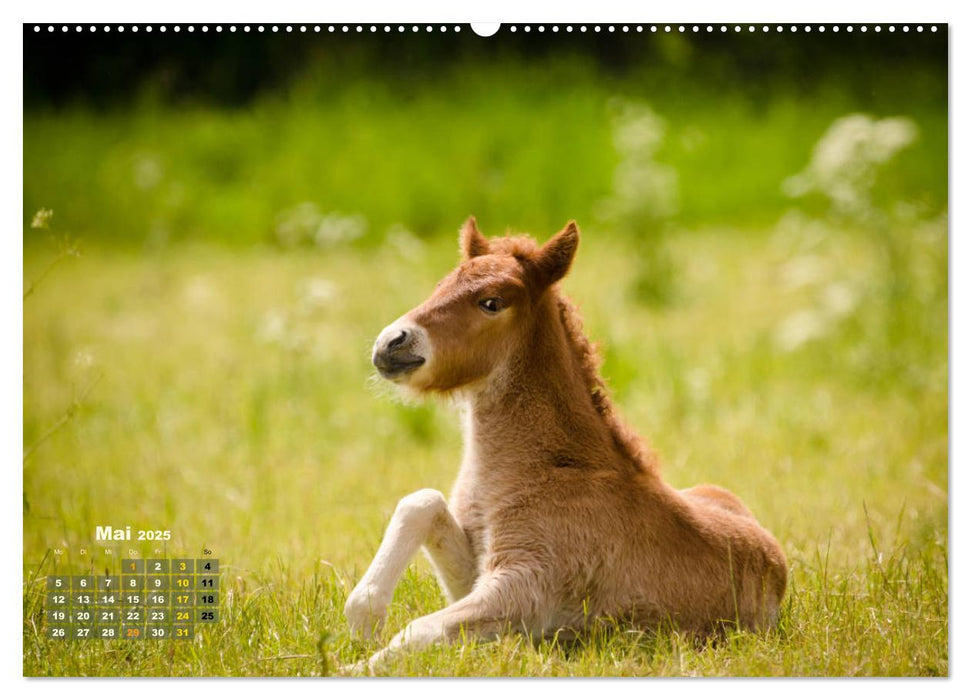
[30,208,53,229]
[257,309,288,344]
[73,350,95,368]
[183,276,217,309]
[772,210,830,253]
[780,255,827,289]
[783,113,918,219]
[820,282,859,318]
[133,154,163,190]
[610,99,667,156]
[598,98,679,225]
[274,202,322,247]
[298,278,338,311]
[775,309,829,351]
[276,206,368,248]
[385,224,425,261]
[686,367,710,403]
[315,213,367,248]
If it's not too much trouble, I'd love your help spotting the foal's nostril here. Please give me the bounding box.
[373,325,424,379]
[387,329,409,351]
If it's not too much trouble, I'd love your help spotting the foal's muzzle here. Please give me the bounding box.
[372,325,426,379]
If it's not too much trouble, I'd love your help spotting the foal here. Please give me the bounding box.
[345,218,787,670]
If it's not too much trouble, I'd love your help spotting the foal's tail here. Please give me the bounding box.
[754,534,789,630]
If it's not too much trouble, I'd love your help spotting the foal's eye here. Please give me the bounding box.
[478,298,504,314]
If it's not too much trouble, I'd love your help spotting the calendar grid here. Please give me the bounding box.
[45,558,220,640]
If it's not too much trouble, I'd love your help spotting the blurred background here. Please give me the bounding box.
[25,26,946,247]
[23,26,948,675]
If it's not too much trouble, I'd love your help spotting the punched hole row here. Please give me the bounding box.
[32,24,940,34]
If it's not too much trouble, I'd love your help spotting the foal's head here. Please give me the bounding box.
[372,217,580,394]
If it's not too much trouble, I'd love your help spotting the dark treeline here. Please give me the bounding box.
[25,24,947,109]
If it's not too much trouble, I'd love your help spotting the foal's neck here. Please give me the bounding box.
[464,290,631,474]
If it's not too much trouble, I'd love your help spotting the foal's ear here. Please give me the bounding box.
[460,216,490,259]
[533,221,580,287]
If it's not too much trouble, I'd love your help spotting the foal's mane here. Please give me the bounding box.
[492,234,658,474]
[552,289,659,474]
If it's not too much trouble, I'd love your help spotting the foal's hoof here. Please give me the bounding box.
[337,659,371,676]
[344,591,387,639]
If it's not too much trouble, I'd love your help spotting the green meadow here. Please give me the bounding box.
[23,52,947,676]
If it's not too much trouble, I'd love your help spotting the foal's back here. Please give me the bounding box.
[613,472,787,634]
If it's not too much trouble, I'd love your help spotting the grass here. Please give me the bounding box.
[22,214,947,676]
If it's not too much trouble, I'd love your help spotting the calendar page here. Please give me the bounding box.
[22,12,949,680]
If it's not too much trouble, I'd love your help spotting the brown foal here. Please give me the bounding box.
[344,218,787,670]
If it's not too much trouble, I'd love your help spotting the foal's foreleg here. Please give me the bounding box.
[344,488,475,638]
[360,575,522,672]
